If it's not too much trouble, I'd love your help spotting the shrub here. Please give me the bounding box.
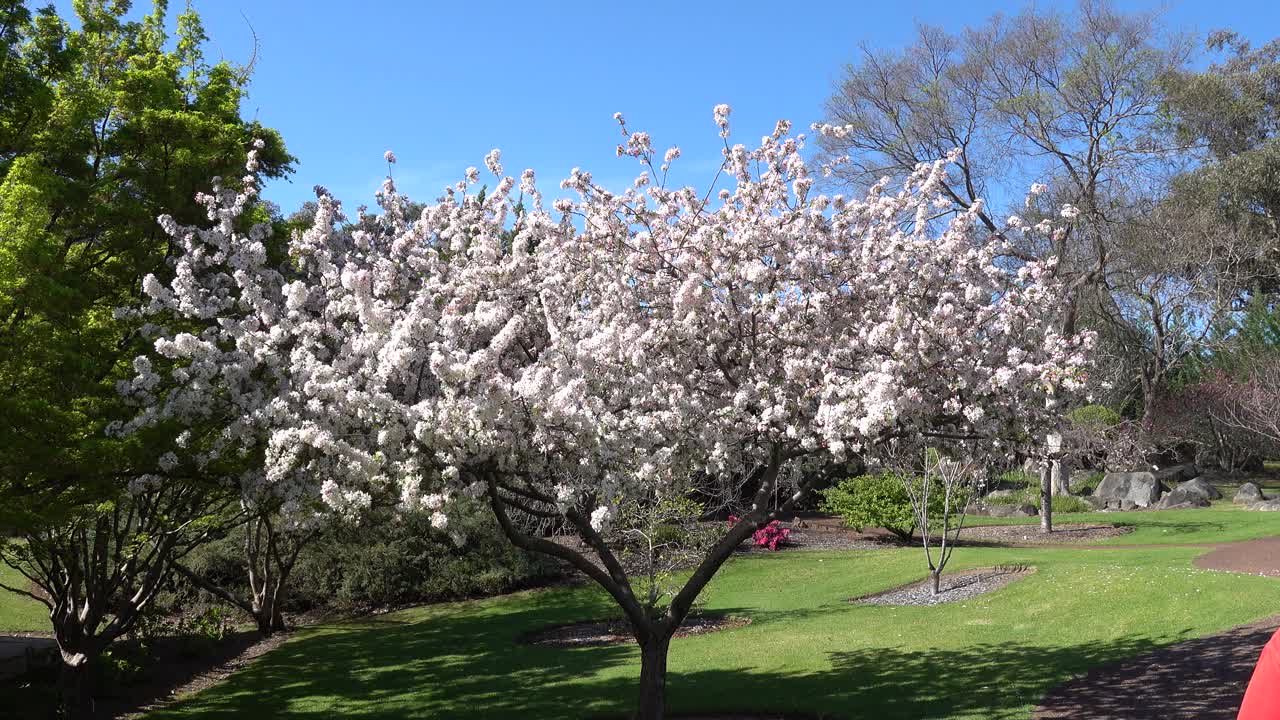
[819,473,919,540]
[288,504,560,612]
[1070,404,1123,427]
[751,520,792,550]
[1073,471,1105,495]
[172,502,560,616]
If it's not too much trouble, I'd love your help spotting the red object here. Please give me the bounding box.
[1239,628,1280,719]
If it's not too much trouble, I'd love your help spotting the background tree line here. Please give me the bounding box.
[816,0,1280,495]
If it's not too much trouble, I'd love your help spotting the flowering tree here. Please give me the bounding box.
[129,108,1090,719]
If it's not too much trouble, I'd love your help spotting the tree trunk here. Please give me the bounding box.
[270,603,286,633]
[1051,458,1072,496]
[1039,465,1053,534]
[930,569,941,596]
[636,634,671,720]
[1047,431,1070,496]
[60,655,93,720]
[251,586,287,636]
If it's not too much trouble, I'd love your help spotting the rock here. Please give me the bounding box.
[1081,495,1106,510]
[1235,483,1266,504]
[1249,500,1280,512]
[1156,477,1221,509]
[1159,499,1211,510]
[1096,471,1165,509]
[1021,457,1041,477]
[1153,464,1200,485]
[986,489,1017,499]
[1121,499,1138,511]
[985,503,1037,518]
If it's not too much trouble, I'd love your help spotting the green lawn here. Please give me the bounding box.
[144,541,1280,720]
[970,501,1280,545]
[0,561,46,633]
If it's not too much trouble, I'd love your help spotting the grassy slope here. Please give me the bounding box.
[0,561,46,633]
[147,542,1280,720]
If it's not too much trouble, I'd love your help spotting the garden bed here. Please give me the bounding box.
[957,522,1131,545]
[519,614,750,647]
[852,565,1035,606]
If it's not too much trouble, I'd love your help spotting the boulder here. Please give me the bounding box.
[1121,499,1138,511]
[1234,483,1266,505]
[1249,500,1280,512]
[1159,498,1211,510]
[1156,477,1221,510]
[1096,471,1165,509]
[1153,464,1200,486]
[986,489,1017,500]
[985,503,1037,518]
[1080,495,1106,510]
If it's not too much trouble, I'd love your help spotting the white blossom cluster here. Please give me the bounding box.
[121,108,1093,541]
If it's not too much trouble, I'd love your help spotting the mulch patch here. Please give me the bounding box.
[1033,614,1280,719]
[519,615,751,648]
[956,522,1132,545]
[851,565,1035,606]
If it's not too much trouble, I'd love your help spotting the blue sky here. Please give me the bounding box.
[59,0,1280,212]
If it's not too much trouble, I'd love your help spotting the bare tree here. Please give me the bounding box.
[818,0,1197,526]
[897,450,978,596]
[1207,355,1280,449]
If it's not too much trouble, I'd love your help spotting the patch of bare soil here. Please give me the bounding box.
[1033,614,1280,719]
[956,523,1131,545]
[519,615,751,648]
[1195,535,1280,577]
[852,565,1035,606]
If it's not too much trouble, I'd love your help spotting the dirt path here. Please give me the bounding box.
[1031,536,1280,719]
[1033,615,1280,719]
[1196,535,1280,577]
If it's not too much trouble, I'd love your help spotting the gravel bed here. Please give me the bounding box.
[854,565,1034,606]
[519,614,750,647]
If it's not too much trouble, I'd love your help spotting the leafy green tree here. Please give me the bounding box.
[0,1,291,714]
[1163,31,1280,271]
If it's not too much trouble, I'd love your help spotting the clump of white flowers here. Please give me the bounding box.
[124,107,1092,559]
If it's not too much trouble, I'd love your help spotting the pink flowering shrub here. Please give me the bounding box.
[752,521,791,551]
[726,516,791,550]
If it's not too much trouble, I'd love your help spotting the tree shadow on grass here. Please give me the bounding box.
[140,597,1274,720]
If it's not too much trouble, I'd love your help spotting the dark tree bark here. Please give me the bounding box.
[482,445,806,718]
[636,633,672,720]
[173,512,311,637]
